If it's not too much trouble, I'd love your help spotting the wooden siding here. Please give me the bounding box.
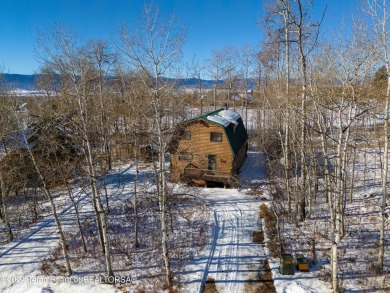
[170,121,234,182]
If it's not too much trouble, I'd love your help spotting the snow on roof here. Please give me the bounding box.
[219,110,240,125]
[206,115,231,127]
[219,109,241,121]
[185,108,242,128]
[206,109,241,127]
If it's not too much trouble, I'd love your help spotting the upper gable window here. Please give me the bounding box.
[210,132,222,142]
[180,131,191,140]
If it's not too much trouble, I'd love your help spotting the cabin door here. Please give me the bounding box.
[208,154,217,172]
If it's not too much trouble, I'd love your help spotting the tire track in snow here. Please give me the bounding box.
[199,210,220,293]
[181,188,267,293]
[217,204,240,293]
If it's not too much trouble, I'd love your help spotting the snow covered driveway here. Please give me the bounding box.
[180,188,268,293]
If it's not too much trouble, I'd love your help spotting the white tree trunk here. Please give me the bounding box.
[134,135,139,248]
[156,108,173,290]
[0,176,13,242]
[85,137,114,278]
[24,138,72,276]
[378,61,390,270]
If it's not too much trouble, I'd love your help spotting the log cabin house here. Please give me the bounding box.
[169,108,248,187]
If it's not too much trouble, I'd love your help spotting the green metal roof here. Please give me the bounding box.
[223,116,248,155]
[182,108,248,156]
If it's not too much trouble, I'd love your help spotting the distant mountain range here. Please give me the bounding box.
[174,77,221,89]
[0,73,255,92]
[1,74,41,91]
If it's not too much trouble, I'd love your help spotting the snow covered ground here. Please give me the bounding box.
[179,188,267,292]
[268,258,333,293]
[0,153,272,293]
[0,189,116,293]
[265,147,390,293]
[1,150,386,292]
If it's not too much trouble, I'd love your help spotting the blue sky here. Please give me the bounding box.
[0,0,357,75]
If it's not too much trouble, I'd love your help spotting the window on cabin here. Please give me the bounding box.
[180,131,191,140]
[210,132,222,142]
[178,152,192,161]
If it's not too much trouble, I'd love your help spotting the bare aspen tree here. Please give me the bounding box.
[0,77,16,242]
[362,0,389,271]
[262,0,325,225]
[288,0,323,222]
[206,49,225,110]
[0,165,13,242]
[262,0,294,214]
[35,24,114,278]
[59,165,88,253]
[122,72,150,248]
[261,0,324,223]
[312,24,372,292]
[49,119,88,254]
[133,127,140,248]
[22,130,73,277]
[187,56,207,114]
[221,46,240,109]
[89,40,117,170]
[282,0,294,216]
[118,4,186,290]
[240,44,256,129]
